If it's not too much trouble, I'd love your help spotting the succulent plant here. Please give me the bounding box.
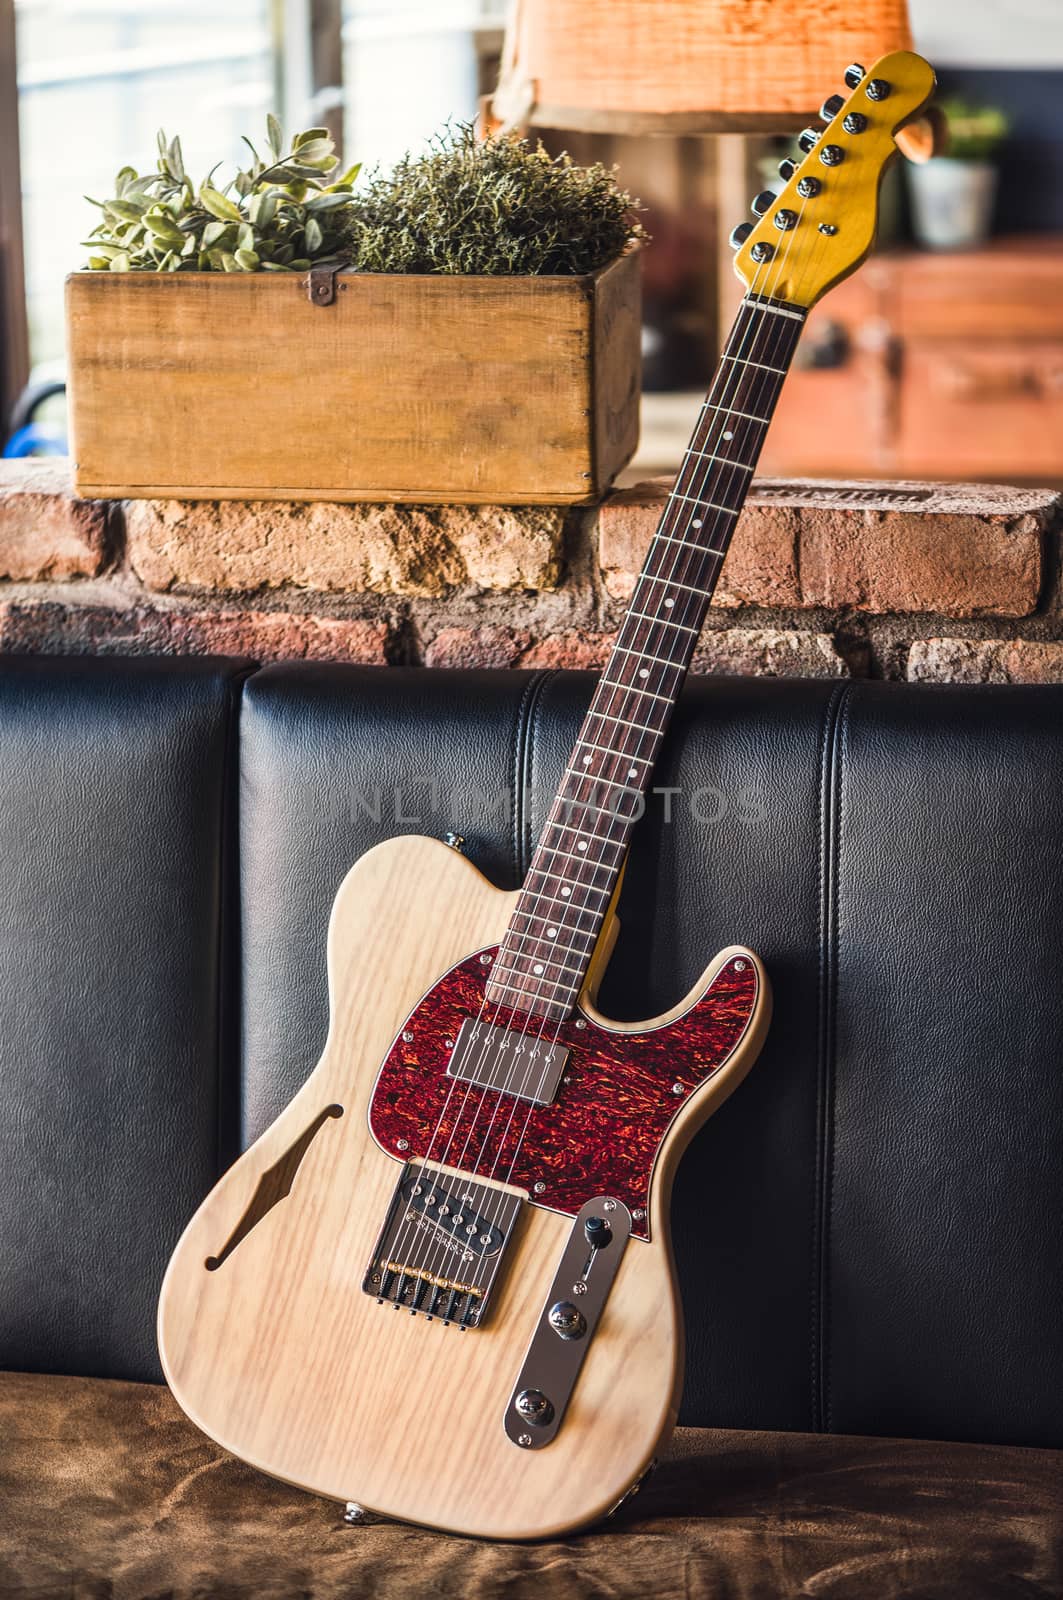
[83,117,360,272]
[344,124,645,276]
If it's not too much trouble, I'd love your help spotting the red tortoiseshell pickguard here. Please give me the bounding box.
[368,950,758,1240]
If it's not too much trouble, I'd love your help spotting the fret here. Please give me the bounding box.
[635,573,717,599]
[491,293,803,1019]
[610,643,686,671]
[594,680,674,706]
[500,927,595,964]
[584,708,661,738]
[745,297,804,322]
[667,493,738,514]
[721,353,787,376]
[621,609,700,636]
[684,450,752,471]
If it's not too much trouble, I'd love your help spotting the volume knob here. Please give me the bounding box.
[514,1389,554,1426]
[548,1301,587,1340]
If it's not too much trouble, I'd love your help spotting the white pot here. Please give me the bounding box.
[907,158,998,251]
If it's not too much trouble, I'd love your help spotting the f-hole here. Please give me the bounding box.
[205,1104,344,1271]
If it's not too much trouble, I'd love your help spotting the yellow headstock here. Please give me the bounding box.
[733,51,936,310]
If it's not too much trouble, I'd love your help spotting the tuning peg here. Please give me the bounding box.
[729,221,754,249]
[751,189,777,215]
[844,63,865,88]
[820,94,845,120]
[866,78,892,101]
[778,157,797,181]
[797,127,821,152]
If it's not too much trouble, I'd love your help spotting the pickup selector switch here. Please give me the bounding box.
[548,1301,587,1340]
[584,1215,612,1249]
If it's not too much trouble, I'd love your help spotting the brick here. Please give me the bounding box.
[692,628,850,678]
[0,458,113,580]
[0,600,388,664]
[126,499,563,597]
[519,631,615,670]
[422,626,531,669]
[908,637,1063,684]
[599,477,1053,617]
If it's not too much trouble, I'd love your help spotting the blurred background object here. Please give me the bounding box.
[2,0,1062,482]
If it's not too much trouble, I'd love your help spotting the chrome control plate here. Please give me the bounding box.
[504,1195,631,1449]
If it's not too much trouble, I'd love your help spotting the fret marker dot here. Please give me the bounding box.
[547,928,557,938]
[582,754,592,764]
[577,841,588,851]
[723,430,734,440]
[533,964,544,974]
[561,887,571,897]
[692,518,703,528]
[628,767,638,779]
[639,669,649,678]
[664,597,674,607]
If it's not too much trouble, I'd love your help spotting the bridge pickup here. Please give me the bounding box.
[446,1017,570,1106]
[363,1162,523,1329]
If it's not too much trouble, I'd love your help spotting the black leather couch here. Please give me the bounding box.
[2,655,1061,1599]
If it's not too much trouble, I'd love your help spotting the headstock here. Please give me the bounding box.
[732,50,936,310]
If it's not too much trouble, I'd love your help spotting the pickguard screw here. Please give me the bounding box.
[603,1200,617,1212]
[633,1207,646,1221]
[518,1433,533,1447]
[734,959,747,972]
[480,953,493,964]
[402,1030,414,1042]
[445,1038,455,1049]
[397,1138,409,1151]
[533,1180,546,1194]
[671,1082,685,1096]
[574,1018,587,1030]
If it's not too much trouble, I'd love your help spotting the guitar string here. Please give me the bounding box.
[473,153,850,1235]
[462,224,812,1295]
[389,144,834,1310]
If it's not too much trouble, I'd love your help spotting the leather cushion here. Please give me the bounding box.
[2,1371,1060,1599]
[0,655,248,1382]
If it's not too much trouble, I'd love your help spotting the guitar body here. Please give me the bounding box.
[159,834,770,1539]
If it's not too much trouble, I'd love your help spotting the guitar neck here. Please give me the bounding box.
[486,293,806,1021]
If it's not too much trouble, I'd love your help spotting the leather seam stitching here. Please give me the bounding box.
[823,686,850,1436]
[512,671,553,880]
[811,680,850,1433]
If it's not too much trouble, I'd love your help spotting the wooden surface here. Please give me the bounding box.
[158,834,769,1539]
[0,0,29,424]
[66,250,640,505]
[493,0,911,123]
[760,237,1063,481]
[733,53,937,312]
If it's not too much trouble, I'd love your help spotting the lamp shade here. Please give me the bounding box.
[492,0,913,132]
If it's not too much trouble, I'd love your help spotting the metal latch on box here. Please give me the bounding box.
[305,264,341,306]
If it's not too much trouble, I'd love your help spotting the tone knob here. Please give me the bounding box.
[514,1388,554,1426]
[797,127,821,152]
[844,62,866,88]
[584,1215,613,1249]
[819,144,845,167]
[750,189,776,215]
[820,94,845,120]
[843,112,868,134]
[866,78,891,101]
[728,221,754,249]
[548,1300,587,1340]
[778,157,797,181]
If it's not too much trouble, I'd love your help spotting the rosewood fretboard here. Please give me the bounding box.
[486,294,806,1022]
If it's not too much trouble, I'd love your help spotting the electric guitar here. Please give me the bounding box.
[159,51,935,1540]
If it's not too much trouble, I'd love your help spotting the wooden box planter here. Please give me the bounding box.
[65,249,640,506]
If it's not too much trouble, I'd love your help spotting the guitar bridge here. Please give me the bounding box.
[363,1161,523,1329]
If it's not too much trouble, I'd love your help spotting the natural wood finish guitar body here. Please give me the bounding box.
[159,835,770,1540]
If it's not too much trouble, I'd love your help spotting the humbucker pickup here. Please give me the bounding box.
[445,1017,570,1106]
